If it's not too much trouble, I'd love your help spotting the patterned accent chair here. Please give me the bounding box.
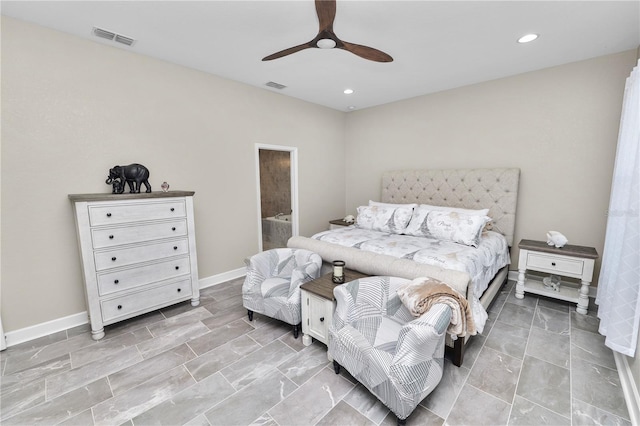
[329,276,451,425]
[242,248,322,338]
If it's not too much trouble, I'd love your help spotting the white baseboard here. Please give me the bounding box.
[199,266,246,289]
[614,351,640,425]
[2,267,248,349]
[4,311,89,347]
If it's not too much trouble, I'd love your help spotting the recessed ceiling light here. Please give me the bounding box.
[517,34,539,43]
[344,89,354,94]
[348,106,356,110]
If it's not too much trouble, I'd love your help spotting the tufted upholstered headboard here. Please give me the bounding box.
[381,168,520,246]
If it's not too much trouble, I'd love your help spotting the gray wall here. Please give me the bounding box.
[1,17,346,331]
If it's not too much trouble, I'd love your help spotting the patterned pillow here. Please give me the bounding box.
[425,211,490,247]
[356,205,413,234]
[403,205,432,237]
[404,205,492,237]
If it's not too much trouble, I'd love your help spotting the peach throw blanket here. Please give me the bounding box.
[397,277,476,337]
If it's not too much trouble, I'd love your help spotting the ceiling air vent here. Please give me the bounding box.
[92,27,136,46]
[93,27,115,41]
[114,34,135,46]
[265,81,287,90]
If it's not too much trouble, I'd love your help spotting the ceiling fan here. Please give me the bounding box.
[262,0,393,63]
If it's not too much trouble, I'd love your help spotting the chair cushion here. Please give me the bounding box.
[373,315,404,354]
[261,277,290,299]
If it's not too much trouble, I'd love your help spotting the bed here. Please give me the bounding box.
[288,168,520,366]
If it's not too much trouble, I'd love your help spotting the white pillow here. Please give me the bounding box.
[369,200,418,209]
[426,210,490,247]
[419,204,489,217]
[356,205,414,234]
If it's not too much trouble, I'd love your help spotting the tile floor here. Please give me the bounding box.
[0,278,631,425]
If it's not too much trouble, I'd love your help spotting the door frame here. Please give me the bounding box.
[254,143,299,252]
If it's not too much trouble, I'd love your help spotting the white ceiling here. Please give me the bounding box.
[2,1,639,111]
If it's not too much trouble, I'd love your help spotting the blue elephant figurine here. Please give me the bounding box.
[106,163,151,193]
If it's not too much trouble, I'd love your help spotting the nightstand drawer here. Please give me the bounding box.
[527,253,584,275]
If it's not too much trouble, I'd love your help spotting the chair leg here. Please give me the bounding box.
[293,323,300,339]
[332,360,341,374]
[247,310,253,321]
[397,417,407,426]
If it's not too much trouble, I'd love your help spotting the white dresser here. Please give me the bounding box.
[69,191,200,340]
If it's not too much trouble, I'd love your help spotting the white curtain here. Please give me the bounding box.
[596,59,640,357]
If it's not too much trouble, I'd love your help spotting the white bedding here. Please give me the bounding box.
[311,226,511,333]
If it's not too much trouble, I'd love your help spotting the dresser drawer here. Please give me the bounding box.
[89,200,186,226]
[97,256,191,296]
[92,219,187,248]
[527,253,584,276]
[101,279,192,323]
[94,239,190,271]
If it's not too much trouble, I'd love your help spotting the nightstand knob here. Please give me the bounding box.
[114,279,119,284]
[117,305,122,310]
[109,235,114,239]
[551,262,556,266]
[177,288,181,293]
[320,317,325,322]
[172,227,176,231]
[175,266,180,270]
[111,257,117,262]
[106,213,112,217]
[171,208,175,212]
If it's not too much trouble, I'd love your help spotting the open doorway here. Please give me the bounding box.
[255,144,299,252]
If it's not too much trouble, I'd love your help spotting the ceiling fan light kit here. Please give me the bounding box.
[262,0,393,62]
[317,38,337,49]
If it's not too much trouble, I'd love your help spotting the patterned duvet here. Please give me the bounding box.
[311,227,510,302]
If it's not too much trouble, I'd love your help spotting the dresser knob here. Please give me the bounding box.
[320,317,325,322]
[114,279,119,284]
[109,235,114,239]
[551,262,556,266]
[106,213,112,217]
[117,305,122,310]
[173,246,178,250]
[111,257,117,262]
[177,288,182,292]
[175,266,180,270]
[172,227,176,231]
[171,208,175,212]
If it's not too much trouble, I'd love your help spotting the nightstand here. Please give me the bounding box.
[300,269,368,353]
[329,219,352,230]
[515,239,598,314]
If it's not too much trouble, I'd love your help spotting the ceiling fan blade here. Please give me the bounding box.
[315,0,336,31]
[340,41,393,62]
[262,42,313,61]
